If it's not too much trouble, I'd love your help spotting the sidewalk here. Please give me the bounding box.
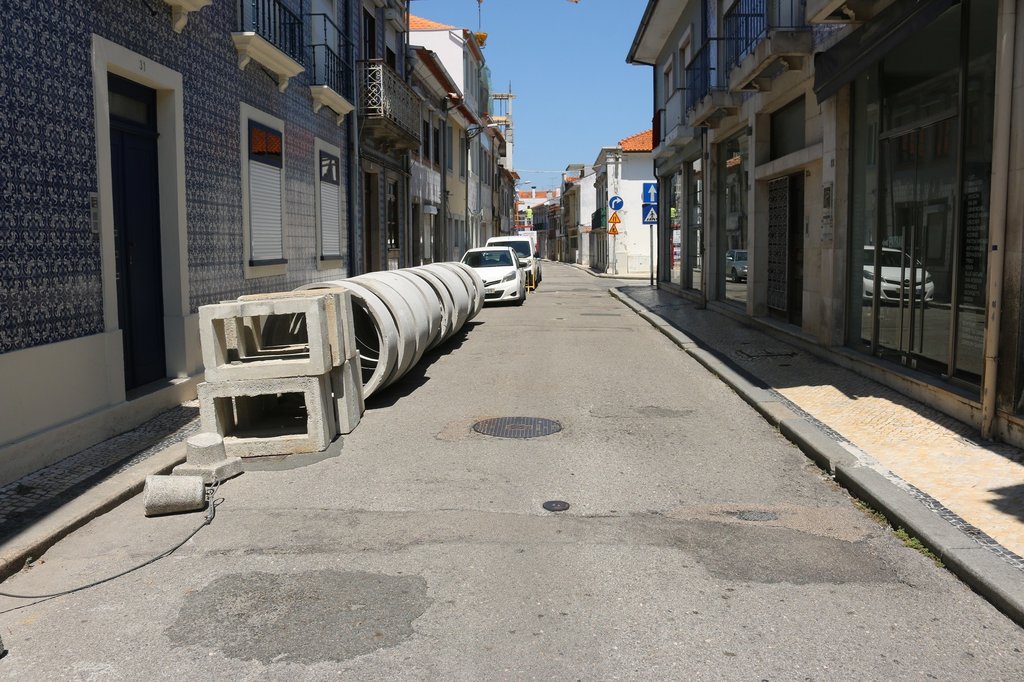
[611,283,1024,623]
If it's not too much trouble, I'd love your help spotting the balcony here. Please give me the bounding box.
[308,14,354,124]
[591,208,605,230]
[662,88,696,153]
[724,0,812,92]
[233,0,305,92]
[685,40,741,128]
[806,0,883,23]
[358,60,422,151]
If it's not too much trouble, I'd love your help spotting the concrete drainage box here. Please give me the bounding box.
[198,376,335,457]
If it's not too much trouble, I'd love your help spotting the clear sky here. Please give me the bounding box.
[408,0,653,190]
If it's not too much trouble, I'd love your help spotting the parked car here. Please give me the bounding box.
[461,247,527,305]
[725,249,748,282]
[486,236,541,287]
[863,246,935,302]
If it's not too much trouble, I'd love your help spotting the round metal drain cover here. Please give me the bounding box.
[733,510,779,522]
[473,417,562,439]
[542,500,570,512]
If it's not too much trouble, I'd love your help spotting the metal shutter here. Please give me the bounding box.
[249,161,283,263]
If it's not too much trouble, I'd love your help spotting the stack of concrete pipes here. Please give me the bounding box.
[299,262,485,400]
[188,262,483,461]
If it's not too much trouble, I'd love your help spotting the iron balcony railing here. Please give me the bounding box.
[309,13,353,99]
[685,39,721,114]
[358,59,421,143]
[723,0,807,73]
[239,0,303,63]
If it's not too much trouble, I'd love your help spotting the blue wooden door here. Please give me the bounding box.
[109,75,166,391]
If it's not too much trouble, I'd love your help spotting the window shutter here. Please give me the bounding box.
[320,181,341,257]
[249,161,284,263]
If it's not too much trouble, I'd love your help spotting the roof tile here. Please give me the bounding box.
[410,15,455,30]
[619,129,653,152]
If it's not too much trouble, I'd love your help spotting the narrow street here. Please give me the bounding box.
[1,263,1022,679]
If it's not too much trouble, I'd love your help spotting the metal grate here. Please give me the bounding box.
[473,417,562,439]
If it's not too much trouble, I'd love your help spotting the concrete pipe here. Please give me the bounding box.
[296,280,400,399]
[416,265,473,337]
[143,475,206,517]
[437,263,484,320]
[346,275,424,385]
[409,267,465,345]
[378,270,445,351]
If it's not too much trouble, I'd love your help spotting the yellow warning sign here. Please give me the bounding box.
[608,211,622,224]
[608,225,620,236]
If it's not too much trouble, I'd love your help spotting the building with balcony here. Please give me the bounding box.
[410,14,494,256]
[357,0,419,272]
[1,0,359,483]
[630,0,1024,448]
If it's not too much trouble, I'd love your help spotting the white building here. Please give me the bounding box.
[592,130,657,277]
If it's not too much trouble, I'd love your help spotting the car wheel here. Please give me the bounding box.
[730,268,738,283]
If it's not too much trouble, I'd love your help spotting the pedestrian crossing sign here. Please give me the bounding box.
[642,204,658,224]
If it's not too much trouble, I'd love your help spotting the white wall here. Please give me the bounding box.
[611,152,657,275]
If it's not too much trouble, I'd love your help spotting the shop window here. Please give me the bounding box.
[770,96,806,160]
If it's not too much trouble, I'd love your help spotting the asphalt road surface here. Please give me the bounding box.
[1,262,1022,679]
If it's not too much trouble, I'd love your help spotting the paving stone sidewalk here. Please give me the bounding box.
[619,285,1024,572]
[0,403,200,545]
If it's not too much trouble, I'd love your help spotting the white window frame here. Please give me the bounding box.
[240,103,287,278]
[315,137,345,268]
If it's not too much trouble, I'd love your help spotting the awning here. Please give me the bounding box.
[812,0,957,103]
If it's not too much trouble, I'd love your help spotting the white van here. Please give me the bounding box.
[486,235,542,286]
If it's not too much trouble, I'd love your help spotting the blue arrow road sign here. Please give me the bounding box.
[642,182,658,203]
[609,196,624,211]
[642,204,658,224]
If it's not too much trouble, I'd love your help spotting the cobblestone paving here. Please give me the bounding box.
[622,286,1024,571]
[0,403,200,542]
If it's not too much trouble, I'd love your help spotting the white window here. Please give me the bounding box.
[316,139,344,262]
[241,104,287,276]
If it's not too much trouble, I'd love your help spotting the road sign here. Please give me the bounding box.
[609,196,624,211]
[642,182,658,203]
[608,211,621,225]
[608,225,619,236]
[642,204,658,224]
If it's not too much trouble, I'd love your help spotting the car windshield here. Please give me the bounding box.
[463,250,513,267]
[864,248,918,269]
[495,241,531,258]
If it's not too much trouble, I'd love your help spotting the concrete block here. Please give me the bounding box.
[197,376,335,458]
[143,475,206,516]
[330,356,365,434]
[185,432,228,466]
[239,288,358,365]
[172,457,244,485]
[198,296,332,382]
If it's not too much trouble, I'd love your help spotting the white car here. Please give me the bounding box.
[461,247,527,305]
[486,236,541,287]
[863,246,935,303]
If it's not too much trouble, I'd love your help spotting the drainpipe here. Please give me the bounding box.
[981,0,1016,439]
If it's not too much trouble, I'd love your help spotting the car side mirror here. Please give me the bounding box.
[518,262,526,268]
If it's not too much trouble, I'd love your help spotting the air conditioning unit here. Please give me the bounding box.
[384,8,405,31]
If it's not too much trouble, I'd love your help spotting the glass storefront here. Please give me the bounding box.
[686,158,703,291]
[847,0,996,387]
[664,158,703,291]
[667,172,684,286]
[719,133,749,304]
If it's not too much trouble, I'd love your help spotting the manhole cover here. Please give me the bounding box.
[732,510,779,522]
[542,500,570,512]
[473,417,562,439]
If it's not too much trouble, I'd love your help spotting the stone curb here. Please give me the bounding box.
[609,287,1024,628]
[0,442,187,584]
